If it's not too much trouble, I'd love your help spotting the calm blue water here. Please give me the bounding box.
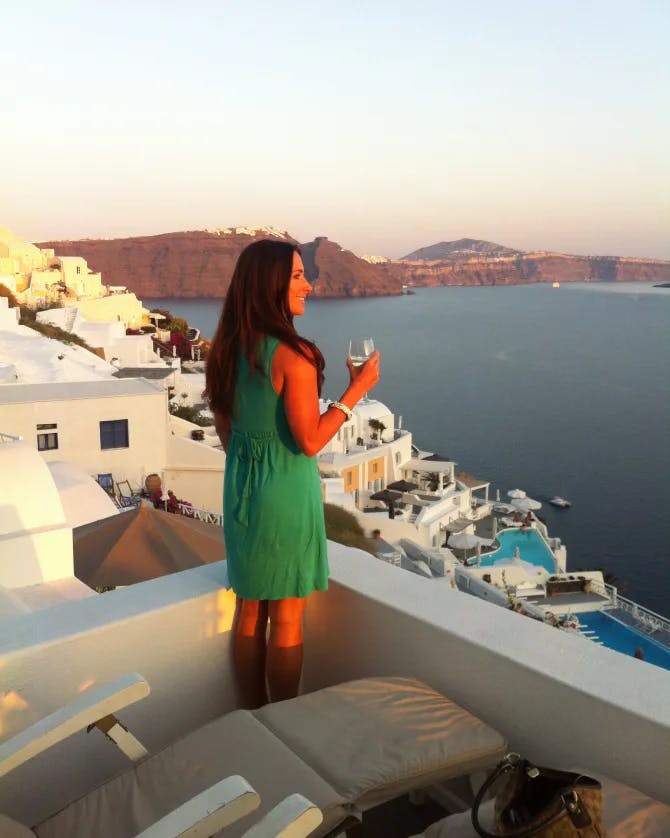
[148,283,670,616]
[579,612,670,670]
[480,529,557,574]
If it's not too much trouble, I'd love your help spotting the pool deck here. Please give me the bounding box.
[525,592,610,609]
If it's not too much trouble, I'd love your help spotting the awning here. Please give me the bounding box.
[401,457,456,474]
[443,518,472,533]
[456,470,490,489]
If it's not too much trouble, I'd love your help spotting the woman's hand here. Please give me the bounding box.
[347,350,380,395]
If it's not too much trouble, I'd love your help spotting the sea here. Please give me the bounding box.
[147,282,670,617]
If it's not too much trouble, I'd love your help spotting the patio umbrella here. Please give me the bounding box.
[511,497,542,512]
[507,488,527,499]
[369,489,402,503]
[493,502,517,514]
[73,504,225,588]
[369,488,402,520]
[447,532,484,551]
[387,479,419,492]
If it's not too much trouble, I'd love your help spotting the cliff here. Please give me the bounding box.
[301,237,403,297]
[36,230,401,299]
[380,250,670,287]
[36,231,670,298]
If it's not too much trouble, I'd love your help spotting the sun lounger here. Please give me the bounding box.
[0,674,507,837]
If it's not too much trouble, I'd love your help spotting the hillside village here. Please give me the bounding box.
[0,226,502,564]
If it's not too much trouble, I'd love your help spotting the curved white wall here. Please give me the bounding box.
[0,441,73,587]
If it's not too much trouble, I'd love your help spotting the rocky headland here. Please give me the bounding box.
[36,230,670,298]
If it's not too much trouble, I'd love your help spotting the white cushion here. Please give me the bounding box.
[0,814,35,838]
[36,676,506,838]
[256,676,507,809]
[415,773,670,837]
[35,711,346,838]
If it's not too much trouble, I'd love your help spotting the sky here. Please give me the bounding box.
[2,1,669,259]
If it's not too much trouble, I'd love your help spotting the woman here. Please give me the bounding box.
[205,239,379,707]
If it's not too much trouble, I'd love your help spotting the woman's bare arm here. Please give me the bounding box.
[272,344,380,457]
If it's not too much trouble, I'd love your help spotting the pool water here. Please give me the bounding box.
[579,612,670,671]
[480,529,558,574]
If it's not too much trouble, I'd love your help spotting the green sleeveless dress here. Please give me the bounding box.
[223,336,329,600]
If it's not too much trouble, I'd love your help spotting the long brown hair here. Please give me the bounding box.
[204,239,325,420]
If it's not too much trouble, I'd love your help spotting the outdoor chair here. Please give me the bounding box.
[0,674,323,838]
[115,480,140,508]
[0,674,507,838]
[96,473,115,497]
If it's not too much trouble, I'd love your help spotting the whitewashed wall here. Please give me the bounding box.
[1,544,668,830]
[304,546,670,805]
[0,441,73,587]
[0,389,168,490]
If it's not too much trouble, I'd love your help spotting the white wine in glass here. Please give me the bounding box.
[348,338,375,399]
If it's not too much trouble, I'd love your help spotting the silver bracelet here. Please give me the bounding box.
[329,400,353,420]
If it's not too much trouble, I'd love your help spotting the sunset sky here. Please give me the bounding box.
[2,1,669,259]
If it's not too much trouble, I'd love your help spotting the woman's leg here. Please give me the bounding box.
[267,597,306,702]
[233,597,269,708]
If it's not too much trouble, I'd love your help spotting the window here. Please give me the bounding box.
[76,265,81,274]
[395,452,402,465]
[36,423,58,451]
[100,419,129,449]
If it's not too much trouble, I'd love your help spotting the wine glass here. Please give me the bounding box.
[348,338,375,400]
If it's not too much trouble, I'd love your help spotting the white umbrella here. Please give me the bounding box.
[447,532,481,551]
[493,502,517,514]
[507,488,527,499]
[447,533,493,553]
[511,497,542,512]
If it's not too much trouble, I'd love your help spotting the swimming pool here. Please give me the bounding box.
[579,612,670,671]
[480,528,558,574]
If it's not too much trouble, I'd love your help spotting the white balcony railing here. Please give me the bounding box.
[0,432,22,444]
[589,580,670,641]
[177,502,223,527]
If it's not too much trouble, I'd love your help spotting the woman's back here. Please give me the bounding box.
[233,336,295,447]
[223,335,328,600]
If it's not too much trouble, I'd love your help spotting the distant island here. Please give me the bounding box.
[36,229,670,300]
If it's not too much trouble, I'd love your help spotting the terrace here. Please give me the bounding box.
[0,439,668,835]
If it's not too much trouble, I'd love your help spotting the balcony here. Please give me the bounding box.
[1,541,668,834]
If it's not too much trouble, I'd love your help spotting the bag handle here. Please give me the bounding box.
[471,755,603,838]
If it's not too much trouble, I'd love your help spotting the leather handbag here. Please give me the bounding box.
[471,753,605,837]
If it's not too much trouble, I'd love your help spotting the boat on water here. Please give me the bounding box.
[548,495,571,508]
[552,280,560,288]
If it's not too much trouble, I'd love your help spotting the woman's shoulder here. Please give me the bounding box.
[272,339,317,379]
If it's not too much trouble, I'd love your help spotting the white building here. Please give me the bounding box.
[317,399,412,499]
[0,227,146,327]
[317,398,493,549]
[0,379,169,490]
[36,306,175,378]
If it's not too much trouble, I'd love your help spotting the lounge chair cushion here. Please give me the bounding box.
[0,814,35,838]
[35,676,506,838]
[256,676,507,809]
[35,711,346,838]
[415,773,670,837]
